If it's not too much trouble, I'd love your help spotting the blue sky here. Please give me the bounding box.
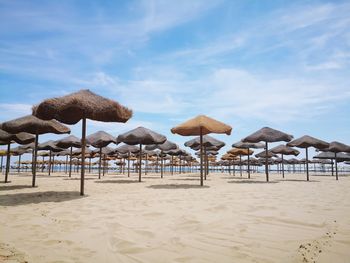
[1,0,350,159]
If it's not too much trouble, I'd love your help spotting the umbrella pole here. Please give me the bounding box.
[306,147,309,181]
[69,146,73,177]
[98,148,102,179]
[239,155,242,177]
[65,155,68,174]
[161,153,164,178]
[171,156,174,175]
[89,157,91,174]
[282,154,285,178]
[128,152,130,177]
[32,133,39,187]
[335,152,338,180]
[0,156,2,173]
[265,141,269,182]
[247,149,251,179]
[18,155,21,174]
[103,155,106,177]
[80,117,86,196]
[139,144,142,182]
[4,143,11,183]
[52,155,55,173]
[145,154,148,175]
[200,128,203,186]
[48,150,52,176]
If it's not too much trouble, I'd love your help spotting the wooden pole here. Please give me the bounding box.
[200,128,203,186]
[18,155,21,173]
[80,117,86,196]
[32,133,39,187]
[306,147,309,181]
[98,148,102,179]
[128,152,130,177]
[247,149,251,179]
[335,152,338,180]
[4,143,11,183]
[282,154,285,178]
[265,141,269,182]
[139,144,142,182]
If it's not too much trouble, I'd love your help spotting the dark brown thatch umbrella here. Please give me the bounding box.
[145,140,178,178]
[86,131,116,179]
[115,144,139,177]
[287,135,329,181]
[32,89,132,195]
[232,141,264,179]
[38,140,65,175]
[171,115,232,186]
[0,129,35,183]
[242,127,293,182]
[1,115,70,186]
[270,145,300,178]
[327,141,350,180]
[55,135,82,177]
[117,127,166,182]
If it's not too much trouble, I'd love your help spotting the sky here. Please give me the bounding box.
[1,0,350,161]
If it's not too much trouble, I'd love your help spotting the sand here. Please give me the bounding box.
[1,171,350,263]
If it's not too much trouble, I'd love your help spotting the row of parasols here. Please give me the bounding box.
[1,90,350,195]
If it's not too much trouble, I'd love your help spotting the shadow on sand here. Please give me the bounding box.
[170,178,207,181]
[94,179,141,184]
[0,184,35,191]
[228,180,279,184]
[148,184,210,189]
[63,177,96,181]
[278,179,320,183]
[0,191,84,206]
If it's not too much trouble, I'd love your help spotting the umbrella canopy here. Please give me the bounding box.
[287,135,329,181]
[1,115,70,186]
[242,127,293,182]
[327,141,350,153]
[0,129,36,183]
[232,141,264,178]
[32,89,132,195]
[171,115,231,186]
[38,140,65,152]
[117,127,166,182]
[184,135,225,148]
[228,148,253,155]
[115,144,140,154]
[270,144,300,178]
[255,151,277,158]
[171,115,232,136]
[145,140,178,151]
[55,135,82,148]
[86,131,116,148]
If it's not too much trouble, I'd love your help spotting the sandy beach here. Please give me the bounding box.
[1,171,350,263]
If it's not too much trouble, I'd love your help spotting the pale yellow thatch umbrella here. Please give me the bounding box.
[171,115,232,186]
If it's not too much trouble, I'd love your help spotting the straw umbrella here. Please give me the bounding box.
[287,135,329,181]
[232,141,264,179]
[115,144,139,177]
[145,140,178,178]
[86,131,116,179]
[227,148,253,177]
[171,115,232,186]
[32,89,132,195]
[269,145,300,178]
[0,129,35,183]
[55,135,82,177]
[242,127,293,182]
[37,140,65,175]
[1,115,70,186]
[327,141,350,180]
[117,127,166,182]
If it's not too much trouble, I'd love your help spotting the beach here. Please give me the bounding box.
[1,172,350,263]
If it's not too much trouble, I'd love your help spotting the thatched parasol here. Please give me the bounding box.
[227,148,254,177]
[145,140,178,178]
[270,145,299,178]
[1,115,70,186]
[287,135,329,181]
[55,135,82,177]
[86,131,116,179]
[117,127,166,182]
[232,141,264,179]
[0,129,35,183]
[171,115,231,186]
[115,144,139,177]
[32,89,132,195]
[326,141,350,180]
[38,140,65,175]
[242,127,293,182]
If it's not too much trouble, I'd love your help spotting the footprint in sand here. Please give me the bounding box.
[296,220,338,263]
[0,243,28,263]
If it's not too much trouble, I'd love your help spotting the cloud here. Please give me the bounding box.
[0,103,32,122]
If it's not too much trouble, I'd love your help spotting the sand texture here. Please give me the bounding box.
[1,171,350,263]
